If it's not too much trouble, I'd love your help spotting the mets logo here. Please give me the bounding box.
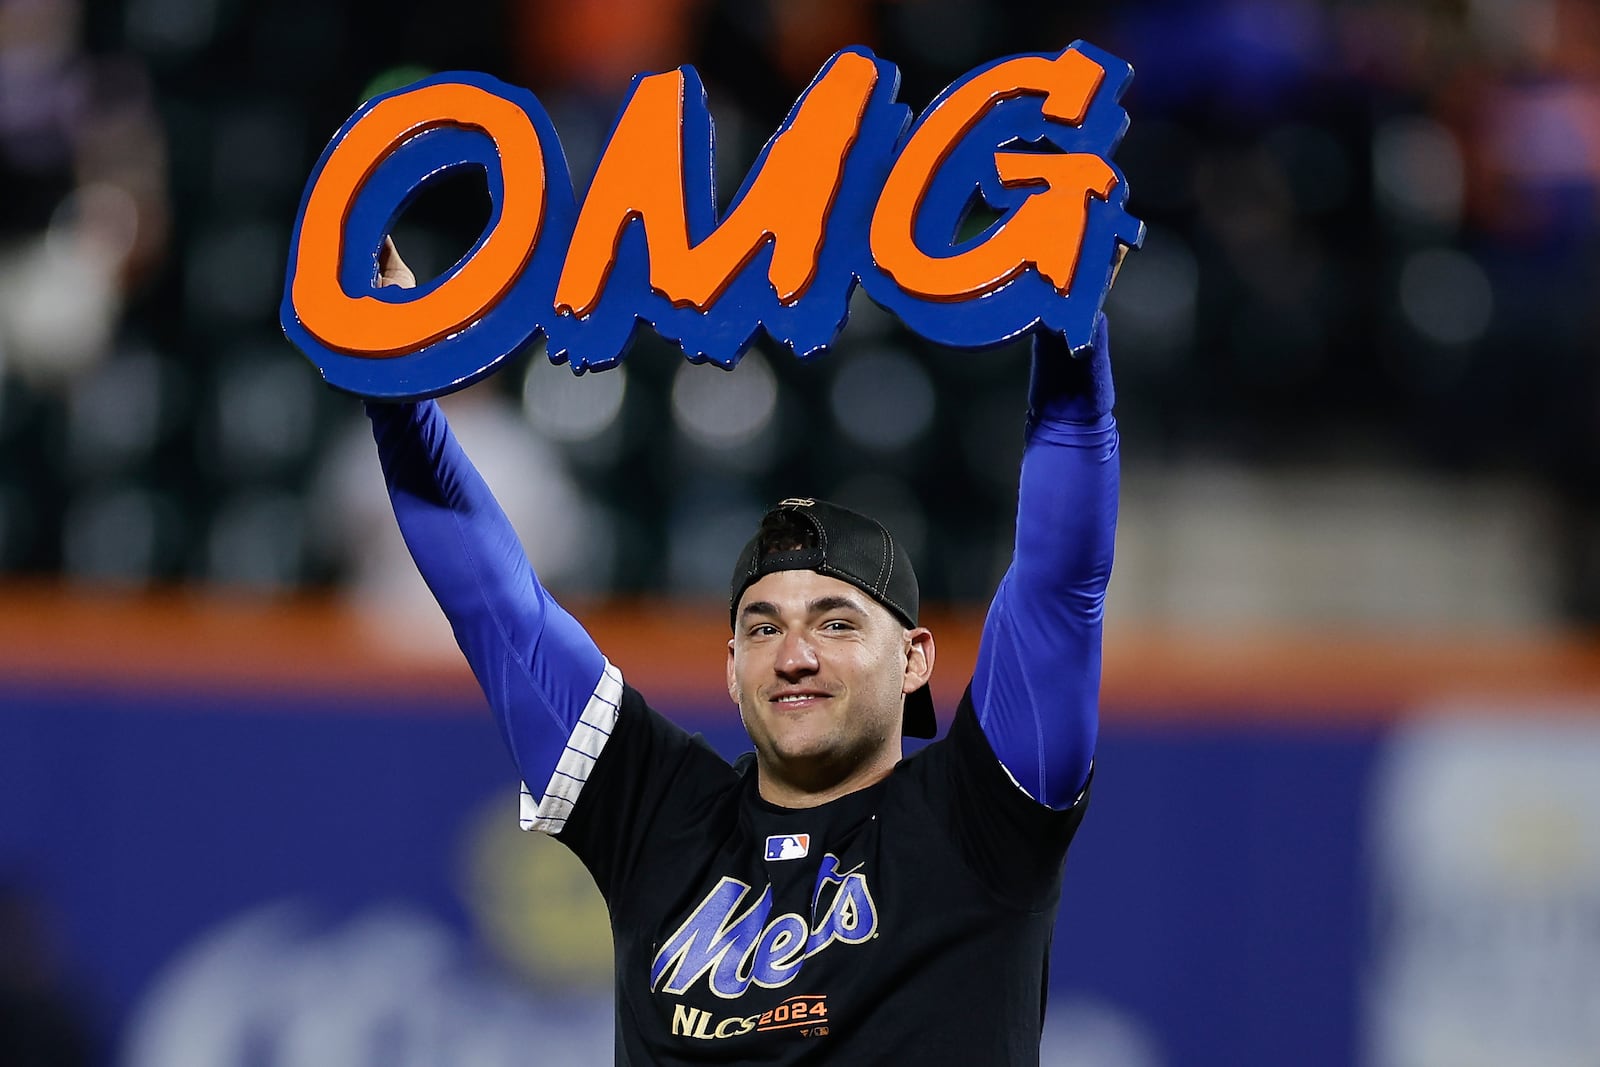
[651,854,877,999]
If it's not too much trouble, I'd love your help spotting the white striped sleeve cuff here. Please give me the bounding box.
[518,658,623,836]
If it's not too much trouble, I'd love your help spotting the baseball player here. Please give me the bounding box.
[366,239,1118,1064]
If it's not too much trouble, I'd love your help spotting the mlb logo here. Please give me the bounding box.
[765,834,810,861]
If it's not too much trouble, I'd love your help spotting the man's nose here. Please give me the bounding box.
[774,631,819,678]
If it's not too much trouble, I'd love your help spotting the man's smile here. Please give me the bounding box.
[769,689,834,709]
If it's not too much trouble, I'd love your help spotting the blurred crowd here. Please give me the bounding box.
[0,0,1596,620]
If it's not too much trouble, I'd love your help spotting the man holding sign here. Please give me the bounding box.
[365,231,1120,1063]
[305,38,1138,1064]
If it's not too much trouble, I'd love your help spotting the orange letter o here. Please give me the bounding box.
[292,82,547,357]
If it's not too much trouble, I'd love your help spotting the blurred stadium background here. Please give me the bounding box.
[2,0,1599,1064]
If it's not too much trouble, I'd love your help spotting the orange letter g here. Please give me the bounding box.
[870,49,1118,303]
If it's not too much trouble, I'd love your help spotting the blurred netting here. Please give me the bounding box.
[1,0,1596,623]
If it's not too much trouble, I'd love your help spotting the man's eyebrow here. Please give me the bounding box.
[810,595,869,616]
[738,595,871,621]
[739,600,780,621]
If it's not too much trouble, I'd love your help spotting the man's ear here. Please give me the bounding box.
[726,638,740,704]
[902,627,935,694]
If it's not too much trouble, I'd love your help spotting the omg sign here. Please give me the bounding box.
[280,41,1142,398]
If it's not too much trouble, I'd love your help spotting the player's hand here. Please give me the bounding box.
[364,237,420,415]
[378,236,416,289]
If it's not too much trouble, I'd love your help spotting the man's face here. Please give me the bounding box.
[727,569,932,800]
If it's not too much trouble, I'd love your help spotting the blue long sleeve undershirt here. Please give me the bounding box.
[366,399,605,785]
[966,315,1120,809]
[368,317,1117,815]
[970,316,1118,810]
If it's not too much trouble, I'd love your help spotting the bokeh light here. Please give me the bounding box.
[670,352,777,450]
[1399,248,1494,346]
[523,351,628,444]
[828,347,936,451]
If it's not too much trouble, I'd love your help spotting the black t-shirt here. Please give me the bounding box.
[555,680,1091,1066]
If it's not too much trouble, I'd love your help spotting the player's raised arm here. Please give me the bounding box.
[968,310,1120,810]
[364,239,612,823]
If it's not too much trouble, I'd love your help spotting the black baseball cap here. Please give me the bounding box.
[729,498,937,739]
